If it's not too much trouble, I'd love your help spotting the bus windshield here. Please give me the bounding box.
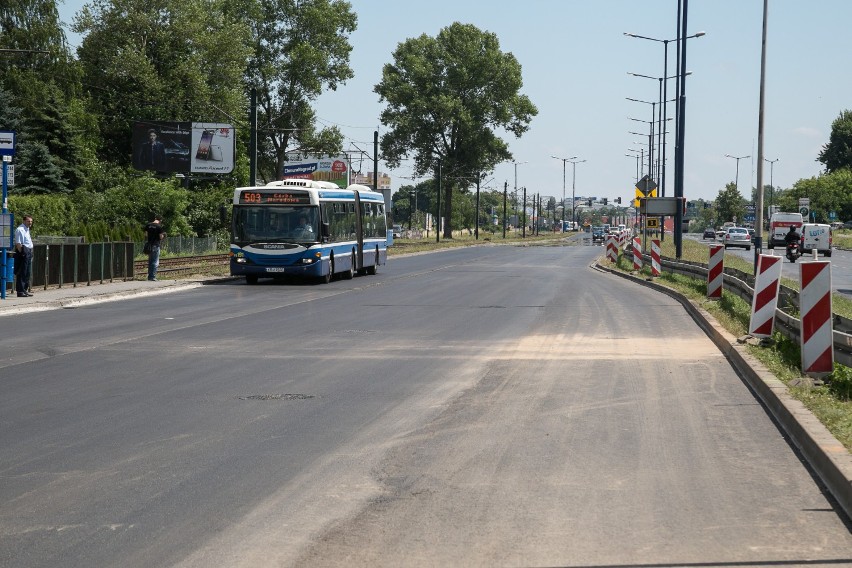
[233,206,319,244]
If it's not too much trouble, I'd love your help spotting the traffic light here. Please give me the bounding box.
[615,197,622,204]
[586,198,593,206]
[602,198,608,205]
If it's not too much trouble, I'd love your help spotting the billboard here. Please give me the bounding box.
[132,122,234,174]
[282,155,349,189]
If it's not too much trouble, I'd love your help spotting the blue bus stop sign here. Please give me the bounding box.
[0,131,15,157]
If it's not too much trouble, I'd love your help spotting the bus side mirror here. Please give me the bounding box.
[321,222,330,239]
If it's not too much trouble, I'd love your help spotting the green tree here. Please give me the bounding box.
[14,141,68,194]
[779,170,852,223]
[74,0,252,166]
[375,22,538,238]
[714,182,746,225]
[818,110,852,173]
[240,0,357,182]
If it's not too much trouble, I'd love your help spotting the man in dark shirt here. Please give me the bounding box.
[144,216,166,281]
[138,129,167,171]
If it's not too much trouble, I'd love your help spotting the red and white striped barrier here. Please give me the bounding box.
[800,261,833,376]
[748,254,782,337]
[707,245,724,299]
[606,236,618,262]
[650,239,661,277]
[632,237,642,271]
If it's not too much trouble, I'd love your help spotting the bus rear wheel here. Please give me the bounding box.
[344,252,355,279]
[365,246,380,275]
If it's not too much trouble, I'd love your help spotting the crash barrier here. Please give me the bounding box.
[749,255,783,338]
[707,245,724,299]
[650,239,661,277]
[641,254,852,368]
[3,242,135,293]
[800,262,834,376]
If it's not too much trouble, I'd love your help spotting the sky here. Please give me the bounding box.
[57,0,852,204]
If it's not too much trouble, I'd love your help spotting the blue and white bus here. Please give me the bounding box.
[230,180,388,284]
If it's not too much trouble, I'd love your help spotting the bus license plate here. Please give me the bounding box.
[266,268,287,272]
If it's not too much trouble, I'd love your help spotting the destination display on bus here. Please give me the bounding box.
[239,190,312,205]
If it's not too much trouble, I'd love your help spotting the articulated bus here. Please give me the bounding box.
[230,180,387,284]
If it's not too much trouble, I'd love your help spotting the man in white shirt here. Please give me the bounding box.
[14,215,34,297]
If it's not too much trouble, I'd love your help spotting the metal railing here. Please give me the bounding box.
[3,242,136,293]
[645,253,852,367]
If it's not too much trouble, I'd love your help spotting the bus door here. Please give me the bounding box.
[353,190,364,269]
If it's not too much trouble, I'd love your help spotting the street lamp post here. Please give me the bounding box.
[625,31,705,198]
[551,155,577,231]
[513,161,528,233]
[765,157,778,216]
[568,158,586,230]
[725,154,751,191]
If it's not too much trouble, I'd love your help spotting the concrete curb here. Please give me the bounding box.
[596,258,852,522]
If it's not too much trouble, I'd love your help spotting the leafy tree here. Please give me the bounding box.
[240,0,357,182]
[7,193,77,235]
[74,0,252,166]
[777,170,852,223]
[375,22,538,238]
[714,182,746,225]
[818,110,852,173]
[14,140,68,194]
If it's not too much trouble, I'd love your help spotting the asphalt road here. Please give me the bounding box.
[1,243,850,567]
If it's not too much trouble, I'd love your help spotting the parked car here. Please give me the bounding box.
[702,227,716,240]
[723,226,751,250]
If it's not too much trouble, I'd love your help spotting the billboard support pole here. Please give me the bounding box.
[249,88,257,186]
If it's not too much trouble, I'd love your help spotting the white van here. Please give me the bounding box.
[800,223,832,257]
[767,212,803,248]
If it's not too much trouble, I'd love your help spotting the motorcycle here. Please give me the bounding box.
[786,241,801,263]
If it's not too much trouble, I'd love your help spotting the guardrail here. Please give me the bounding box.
[647,253,852,367]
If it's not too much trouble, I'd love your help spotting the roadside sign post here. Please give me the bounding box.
[1,131,17,300]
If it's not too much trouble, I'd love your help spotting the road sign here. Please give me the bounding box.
[633,187,657,208]
[646,217,659,228]
[799,197,810,207]
[800,207,809,217]
[635,174,657,196]
[0,131,15,157]
[6,164,13,187]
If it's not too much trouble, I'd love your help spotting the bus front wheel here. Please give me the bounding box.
[246,275,258,285]
[321,256,333,284]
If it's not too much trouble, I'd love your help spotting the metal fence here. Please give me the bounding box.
[132,235,220,257]
[644,252,852,367]
[4,242,136,292]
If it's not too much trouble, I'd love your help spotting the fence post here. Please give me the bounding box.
[110,241,114,283]
[42,245,48,291]
[99,243,104,284]
[58,244,64,288]
[73,243,78,287]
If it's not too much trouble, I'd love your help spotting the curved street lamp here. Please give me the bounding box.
[551,155,577,230]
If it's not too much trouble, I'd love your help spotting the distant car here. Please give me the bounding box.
[843,221,852,230]
[702,227,716,240]
[716,229,726,241]
[591,226,605,244]
[392,224,402,238]
[723,226,751,250]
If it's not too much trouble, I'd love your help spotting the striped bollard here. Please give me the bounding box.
[800,261,833,376]
[748,255,783,337]
[606,236,617,262]
[632,237,642,271]
[707,245,724,299]
[650,239,661,277]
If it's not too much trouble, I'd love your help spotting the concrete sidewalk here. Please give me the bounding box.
[0,277,220,317]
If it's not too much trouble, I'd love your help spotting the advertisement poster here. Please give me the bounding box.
[132,122,234,174]
[282,155,349,189]
[190,123,235,174]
